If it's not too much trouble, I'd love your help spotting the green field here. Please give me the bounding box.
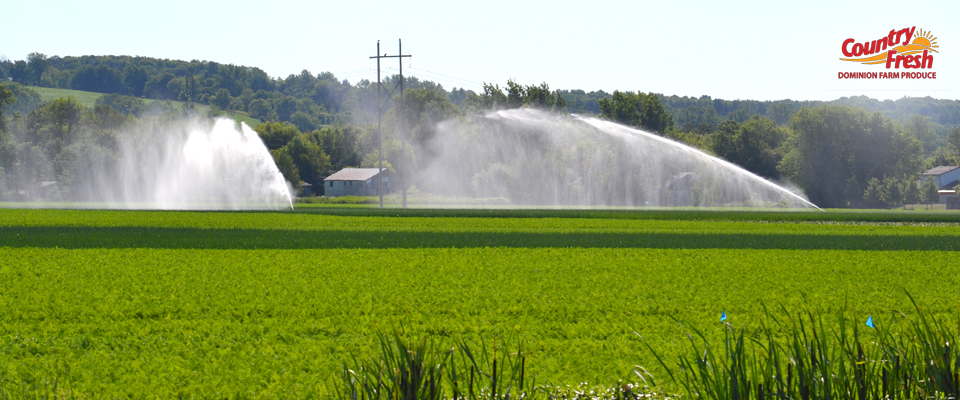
[25,86,261,127]
[1,208,959,398]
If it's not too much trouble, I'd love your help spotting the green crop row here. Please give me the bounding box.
[2,246,958,397]
[6,208,960,230]
[4,208,960,235]
[6,225,960,251]
[3,209,960,253]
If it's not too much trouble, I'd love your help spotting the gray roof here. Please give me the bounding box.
[922,166,959,176]
[324,168,385,181]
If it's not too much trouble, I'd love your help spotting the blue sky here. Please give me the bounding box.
[3,0,956,101]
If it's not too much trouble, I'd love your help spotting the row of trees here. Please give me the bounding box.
[2,83,953,209]
[2,52,958,208]
[863,175,941,209]
[0,87,130,200]
[661,94,960,133]
[601,97,942,208]
[3,54,959,135]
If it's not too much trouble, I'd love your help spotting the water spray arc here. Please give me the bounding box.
[419,109,820,210]
[21,118,294,210]
[370,39,412,208]
[574,115,822,210]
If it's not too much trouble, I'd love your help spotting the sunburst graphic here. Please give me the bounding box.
[840,28,940,65]
[913,28,939,50]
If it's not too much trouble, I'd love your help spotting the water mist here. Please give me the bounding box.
[45,118,293,210]
[416,109,818,209]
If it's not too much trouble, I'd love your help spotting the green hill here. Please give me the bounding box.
[25,86,260,128]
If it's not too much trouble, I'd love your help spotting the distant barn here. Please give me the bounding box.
[323,168,391,197]
[922,166,960,190]
[922,166,960,208]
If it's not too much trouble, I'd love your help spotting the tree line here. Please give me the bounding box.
[2,53,959,208]
[3,53,959,133]
[593,91,957,208]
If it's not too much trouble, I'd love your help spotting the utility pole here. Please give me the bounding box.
[370,39,411,208]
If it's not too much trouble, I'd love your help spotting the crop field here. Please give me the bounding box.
[1,208,959,398]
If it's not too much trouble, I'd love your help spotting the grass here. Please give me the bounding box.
[1,207,959,397]
[645,292,960,400]
[24,86,261,127]
[335,330,533,400]
[335,292,960,400]
[28,86,105,107]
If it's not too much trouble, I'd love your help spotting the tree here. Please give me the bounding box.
[2,83,42,116]
[210,88,232,110]
[270,149,300,187]
[712,116,785,180]
[247,99,272,119]
[123,64,149,97]
[779,105,924,208]
[506,79,524,109]
[948,127,960,160]
[279,135,331,186]
[70,65,125,94]
[524,82,553,109]
[254,121,300,150]
[598,91,641,128]
[554,91,566,112]
[477,83,507,109]
[881,175,902,208]
[8,60,28,83]
[922,176,940,208]
[26,53,49,86]
[598,90,673,134]
[275,96,297,121]
[863,177,885,208]
[96,94,144,116]
[712,120,741,155]
[0,125,14,193]
[289,111,319,132]
[143,72,175,99]
[904,178,920,209]
[0,85,14,132]
[26,96,84,159]
[313,125,362,171]
[905,114,940,154]
[90,103,127,131]
[725,108,753,123]
[766,102,793,125]
[46,97,84,140]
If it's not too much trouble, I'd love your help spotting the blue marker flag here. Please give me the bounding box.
[720,311,727,322]
[866,316,875,328]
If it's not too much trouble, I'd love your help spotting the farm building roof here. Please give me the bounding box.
[324,168,385,181]
[922,166,959,176]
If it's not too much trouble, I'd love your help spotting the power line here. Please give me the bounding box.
[404,74,482,92]
[408,67,484,86]
[369,39,411,208]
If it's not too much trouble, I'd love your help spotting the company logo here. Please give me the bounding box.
[838,27,939,80]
